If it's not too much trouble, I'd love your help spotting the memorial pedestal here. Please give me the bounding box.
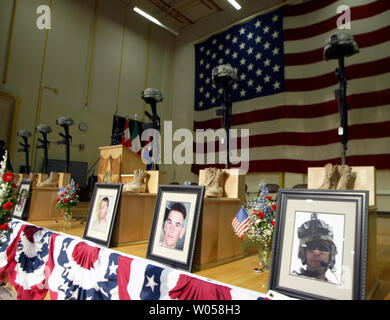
[193,197,244,270]
[308,165,378,299]
[193,168,246,270]
[111,193,156,246]
[27,187,59,220]
[26,173,71,221]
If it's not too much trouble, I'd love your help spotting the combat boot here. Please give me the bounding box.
[205,168,228,197]
[123,169,149,193]
[336,164,352,190]
[37,172,59,187]
[319,163,339,189]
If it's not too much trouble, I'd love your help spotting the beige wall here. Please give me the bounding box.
[0,0,175,177]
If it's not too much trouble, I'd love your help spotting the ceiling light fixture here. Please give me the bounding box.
[226,0,241,10]
[133,7,179,36]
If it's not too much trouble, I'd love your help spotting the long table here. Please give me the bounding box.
[0,219,270,301]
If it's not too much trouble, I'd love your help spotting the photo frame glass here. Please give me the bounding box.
[146,185,205,272]
[269,189,368,300]
[83,183,122,247]
[12,181,32,220]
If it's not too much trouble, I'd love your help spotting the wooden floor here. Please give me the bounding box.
[2,203,390,300]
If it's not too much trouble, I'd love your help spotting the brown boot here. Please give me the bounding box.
[319,163,339,189]
[202,167,216,189]
[27,173,38,186]
[37,172,59,187]
[205,169,228,197]
[336,164,352,190]
[123,169,149,193]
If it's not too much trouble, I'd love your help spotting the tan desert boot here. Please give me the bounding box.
[336,164,352,190]
[319,163,339,189]
[27,173,38,186]
[37,172,59,187]
[205,168,228,197]
[202,167,216,188]
[123,169,149,193]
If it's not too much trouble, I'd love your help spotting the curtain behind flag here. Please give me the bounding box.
[192,0,390,174]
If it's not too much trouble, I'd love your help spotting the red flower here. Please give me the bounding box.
[64,191,68,195]
[2,172,14,183]
[56,198,60,203]
[2,202,13,210]
[63,198,68,203]
[258,211,264,219]
[272,204,277,211]
[271,220,275,226]
[265,196,272,200]
[71,194,76,197]
[0,223,9,231]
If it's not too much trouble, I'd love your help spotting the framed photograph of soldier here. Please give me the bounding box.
[83,183,122,247]
[146,185,205,272]
[268,189,369,300]
[11,180,32,220]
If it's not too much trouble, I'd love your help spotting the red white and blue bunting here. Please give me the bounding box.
[0,220,268,300]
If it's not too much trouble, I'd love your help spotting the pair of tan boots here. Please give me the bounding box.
[14,172,59,187]
[319,163,353,190]
[36,172,59,187]
[122,169,149,193]
[202,167,229,198]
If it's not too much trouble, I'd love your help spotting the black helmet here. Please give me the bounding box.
[297,213,337,271]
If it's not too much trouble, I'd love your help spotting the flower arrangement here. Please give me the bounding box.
[242,184,277,247]
[55,179,80,220]
[235,183,277,269]
[0,151,17,239]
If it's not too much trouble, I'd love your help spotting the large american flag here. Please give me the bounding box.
[192,0,390,174]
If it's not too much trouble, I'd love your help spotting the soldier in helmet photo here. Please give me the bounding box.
[292,213,340,284]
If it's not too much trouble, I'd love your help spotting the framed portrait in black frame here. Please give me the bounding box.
[146,185,205,272]
[12,180,32,220]
[269,189,369,300]
[83,183,122,247]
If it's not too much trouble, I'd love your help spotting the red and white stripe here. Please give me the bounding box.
[193,0,390,174]
[121,119,132,149]
[232,216,253,238]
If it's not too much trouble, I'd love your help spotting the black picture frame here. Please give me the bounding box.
[146,185,205,272]
[83,183,122,247]
[12,180,32,220]
[269,188,369,300]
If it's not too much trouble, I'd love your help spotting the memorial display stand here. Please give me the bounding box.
[111,171,165,246]
[308,166,378,299]
[27,173,71,221]
[193,169,246,270]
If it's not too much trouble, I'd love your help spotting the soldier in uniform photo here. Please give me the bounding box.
[292,213,339,283]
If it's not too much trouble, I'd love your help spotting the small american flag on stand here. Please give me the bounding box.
[232,207,253,238]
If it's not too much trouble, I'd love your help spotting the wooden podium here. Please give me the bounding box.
[308,166,378,299]
[98,145,146,183]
